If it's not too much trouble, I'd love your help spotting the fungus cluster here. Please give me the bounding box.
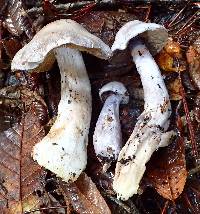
[93,81,129,171]
[12,19,174,201]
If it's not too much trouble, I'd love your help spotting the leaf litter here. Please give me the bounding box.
[0,1,200,213]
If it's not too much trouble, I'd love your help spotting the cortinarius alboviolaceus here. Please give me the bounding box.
[11,19,112,182]
[93,81,129,171]
[112,20,175,200]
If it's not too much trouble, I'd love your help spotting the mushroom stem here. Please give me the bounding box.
[113,40,174,200]
[94,94,122,161]
[33,47,91,182]
[130,39,170,126]
[93,81,129,171]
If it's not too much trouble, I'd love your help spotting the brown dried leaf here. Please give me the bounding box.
[186,39,200,90]
[156,49,185,73]
[61,173,111,214]
[146,138,187,201]
[2,38,22,59]
[0,87,49,213]
[0,0,8,16]
[3,0,34,39]
[80,11,137,46]
[167,78,182,101]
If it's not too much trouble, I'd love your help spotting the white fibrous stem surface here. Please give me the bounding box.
[113,40,174,200]
[33,47,91,182]
[93,94,123,163]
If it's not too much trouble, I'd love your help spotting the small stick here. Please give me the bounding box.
[183,194,197,213]
[24,205,68,213]
[188,165,200,176]
[175,11,199,35]
[166,3,189,28]
[70,2,96,20]
[161,200,169,214]
[144,4,151,22]
[103,192,139,214]
[27,1,92,14]
[27,0,115,15]
[176,58,198,161]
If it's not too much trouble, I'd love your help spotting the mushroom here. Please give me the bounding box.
[11,19,112,182]
[93,81,129,171]
[111,20,175,200]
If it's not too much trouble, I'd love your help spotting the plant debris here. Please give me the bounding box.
[0,1,200,213]
[0,87,49,214]
[146,137,187,201]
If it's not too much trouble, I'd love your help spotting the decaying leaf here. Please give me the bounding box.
[3,0,34,39]
[80,11,137,46]
[60,172,111,214]
[156,41,186,73]
[176,178,200,213]
[146,138,187,201]
[186,37,200,90]
[0,87,49,214]
[2,38,22,59]
[167,78,182,101]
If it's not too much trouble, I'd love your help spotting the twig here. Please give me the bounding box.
[27,1,92,14]
[161,200,169,214]
[144,4,151,22]
[183,193,197,213]
[166,2,189,28]
[103,192,139,214]
[175,58,198,161]
[188,165,200,176]
[24,205,68,214]
[175,11,199,36]
[26,0,115,15]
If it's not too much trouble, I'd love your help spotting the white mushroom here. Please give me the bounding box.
[93,81,129,171]
[111,20,175,200]
[11,19,112,182]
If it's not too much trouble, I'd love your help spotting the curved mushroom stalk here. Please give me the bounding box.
[11,19,112,183]
[130,40,171,127]
[113,42,174,200]
[93,81,129,171]
[114,125,175,200]
[33,47,91,182]
[111,20,174,200]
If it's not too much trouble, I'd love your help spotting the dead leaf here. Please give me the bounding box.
[186,39,200,90]
[167,78,182,100]
[2,38,22,59]
[0,0,8,16]
[164,38,182,58]
[0,88,49,213]
[3,0,34,39]
[146,138,187,201]
[60,173,111,214]
[156,49,186,73]
[80,11,137,46]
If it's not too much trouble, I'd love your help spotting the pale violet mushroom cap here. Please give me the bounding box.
[11,19,112,72]
[112,20,168,55]
[99,81,129,104]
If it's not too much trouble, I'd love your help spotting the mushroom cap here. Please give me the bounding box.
[11,19,112,72]
[99,81,129,104]
[112,20,168,55]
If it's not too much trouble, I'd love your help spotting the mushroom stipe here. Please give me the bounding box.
[112,20,176,200]
[11,19,112,183]
[93,81,129,172]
